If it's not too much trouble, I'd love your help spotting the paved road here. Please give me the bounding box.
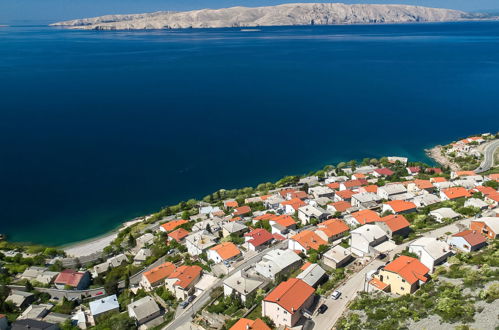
[475,139,499,173]
[312,217,472,330]
[163,240,288,330]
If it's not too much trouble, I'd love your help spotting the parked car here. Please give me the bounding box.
[330,290,342,300]
[180,300,189,308]
[187,295,196,303]
[377,253,387,260]
[318,304,328,314]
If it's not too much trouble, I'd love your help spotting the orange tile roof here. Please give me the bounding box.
[143,262,176,285]
[430,177,447,183]
[384,256,429,285]
[489,173,499,181]
[230,216,242,222]
[280,198,306,211]
[351,209,381,224]
[168,228,190,242]
[260,194,272,200]
[168,265,202,289]
[210,242,241,261]
[317,219,349,237]
[335,190,355,200]
[414,179,433,190]
[474,186,497,196]
[487,193,499,203]
[269,214,296,227]
[161,219,188,232]
[54,270,87,287]
[279,188,296,198]
[254,213,275,221]
[369,278,389,291]
[353,173,366,179]
[233,205,251,216]
[384,200,417,213]
[327,182,340,190]
[300,261,312,271]
[455,171,476,177]
[452,230,487,246]
[288,191,308,200]
[225,200,239,208]
[342,179,368,188]
[442,187,471,199]
[264,278,315,314]
[361,185,378,193]
[380,214,411,232]
[291,230,327,250]
[230,318,271,330]
[328,201,351,212]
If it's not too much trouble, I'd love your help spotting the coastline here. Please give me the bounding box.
[425,145,460,171]
[62,217,143,258]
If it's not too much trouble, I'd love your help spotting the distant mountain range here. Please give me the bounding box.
[51,3,492,30]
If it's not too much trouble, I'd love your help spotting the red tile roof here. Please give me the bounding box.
[335,190,355,200]
[279,188,296,198]
[328,201,351,212]
[280,198,306,211]
[233,206,251,216]
[54,270,87,288]
[384,200,417,213]
[143,262,176,284]
[442,187,471,200]
[474,186,497,196]
[414,179,433,190]
[168,265,202,289]
[288,191,308,200]
[361,185,378,193]
[225,200,239,208]
[327,182,340,190]
[384,256,429,284]
[244,228,273,247]
[379,214,410,232]
[291,230,327,250]
[210,242,241,260]
[369,278,389,291]
[454,171,476,177]
[430,177,447,183]
[452,230,487,247]
[375,168,394,176]
[264,278,315,314]
[351,209,380,225]
[426,168,443,174]
[268,214,296,228]
[161,219,189,232]
[230,318,271,330]
[168,228,190,242]
[317,219,349,237]
[342,179,368,188]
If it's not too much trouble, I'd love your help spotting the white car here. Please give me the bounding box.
[330,290,341,300]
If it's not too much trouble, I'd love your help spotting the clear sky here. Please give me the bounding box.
[1,0,498,24]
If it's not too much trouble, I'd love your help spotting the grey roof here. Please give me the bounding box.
[256,249,301,277]
[90,294,119,316]
[18,304,52,320]
[93,254,128,275]
[11,319,56,330]
[42,312,71,324]
[352,192,381,203]
[351,225,387,242]
[464,198,488,209]
[409,237,451,260]
[413,194,441,207]
[128,296,160,321]
[430,207,460,219]
[6,290,34,307]
[378,184,407,196]
[223,270,263,295]
[222,222,247,234]
[296,264,326,287]
[323,245,352,263]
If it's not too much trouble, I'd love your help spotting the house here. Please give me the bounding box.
[327,201,352,213]
[310,197,333,207]
[255,249,301,280]
[134,248,152,265]
[351,173,366,180]
[377,184,407,200]
[17,304,51,321]
[359,185,378,194]
[208,242,241,264]
[413,194,441,208]
[262,278,315,327]
[451,170,476,180]
[297,205,329,224]
[464,198,489,210]
[199,205,221,215]
[408,180,434,193]
[346,209,380,226]
[194,274,218,297]
[133,233,155,251]
[223,270,264,303]
[89,295,119,322]
[440,187,471,201]
[351,192,382,209]
[222,222,248,238]
[229,318,271,330]
[165,265,203,300]
[264,195,285,210]
[286,190,309,200]
[326,182,341,190]
[159,219,189,233]
[185,230,217,256]
[288,230,327,255]
[408,237,452,273]
[429,207,460,223]
[92,254,128,277]
[339,179,367,191]
[140,262,176,291]
[470,217,499,239]
[334,190,355,202]
[6,290,35,309]
[127,296,161,326]
[20,267,59,286]
[299,175,320,186]
[168,227,190,242]
[224,200,239,209]
[350,225,388,257]
[233,206,252,217]
[448,230,487,252]
[296,263,327,287]
[244,228,273,251]
[11,320,58,330]
[268,215,296,234]
[486,193,499,207]
[280,198,306,214]
[54,270,90,290]
[308,186,335,199]
[371,256,429,295]
[375,214,411,238]
[315,219,349,242]
[426,167,443,174]
[387,156,408,164]
[406,167,420,175]
[322,245,353,269]
[372,168,394,177]
[382,200,417,214]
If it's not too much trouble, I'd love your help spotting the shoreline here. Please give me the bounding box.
[424,145,460,171]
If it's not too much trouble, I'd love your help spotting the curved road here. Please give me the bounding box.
[475,139,499,173]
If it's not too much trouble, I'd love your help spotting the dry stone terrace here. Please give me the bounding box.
[0,133,498,329]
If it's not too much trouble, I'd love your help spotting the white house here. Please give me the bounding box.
[448,230,487,252]
[350,225,388,257]
[351,192,382,208]
[223,270,264,303]
[377,184,407,200]
[464,198,489,210]
[185,230,217,256]
[322,245,353,269]
[408,237,452,273]
[127,296,161,326]
[296,263,327,288]
[255,249,301,280]
[429,208,460,223]
[308,186,335,199]
[297,205,329,224]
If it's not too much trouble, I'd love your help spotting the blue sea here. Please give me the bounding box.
[1,22,498,246]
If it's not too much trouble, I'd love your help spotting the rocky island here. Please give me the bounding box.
[50,3,488,30]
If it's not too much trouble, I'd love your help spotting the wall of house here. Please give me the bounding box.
[377,270,416,295]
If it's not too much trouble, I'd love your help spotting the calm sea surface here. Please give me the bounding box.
[1,22,498,246]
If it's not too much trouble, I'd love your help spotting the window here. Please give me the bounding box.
[402,279,406,283]
[284,311,287,314]
[401,287,404,290]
